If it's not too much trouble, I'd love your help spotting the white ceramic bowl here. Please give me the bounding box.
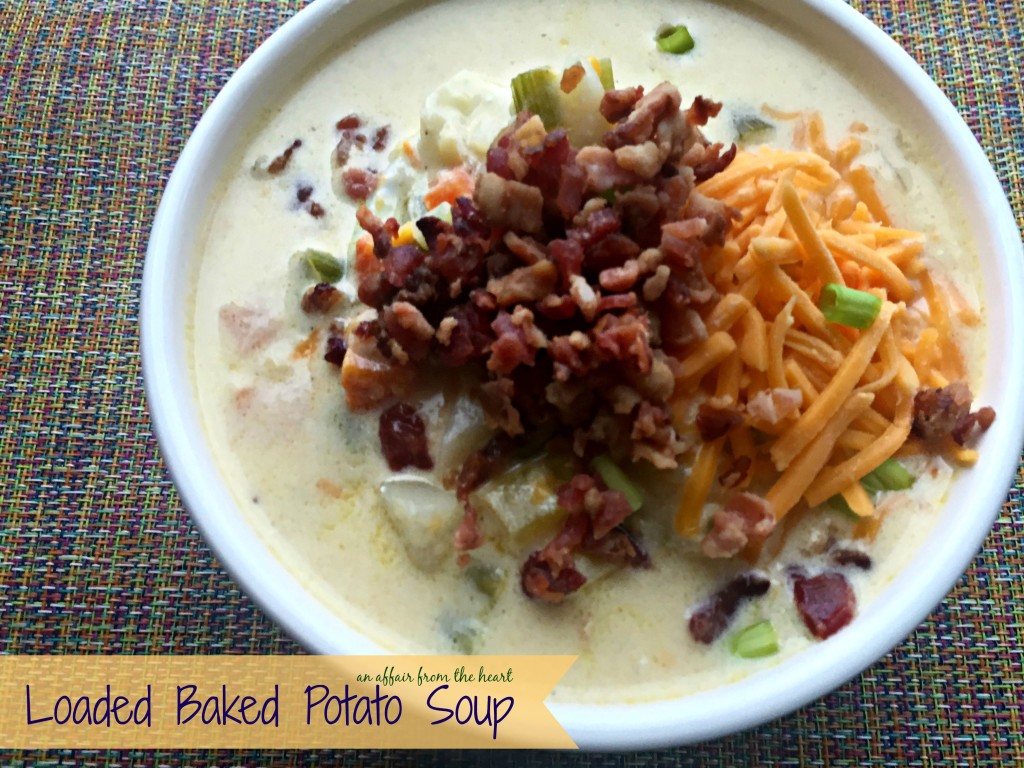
[142,0,1024,750]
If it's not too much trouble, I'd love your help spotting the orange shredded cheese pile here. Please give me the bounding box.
[671,110,977,544]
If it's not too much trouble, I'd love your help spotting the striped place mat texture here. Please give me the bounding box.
[0,0,1021,766]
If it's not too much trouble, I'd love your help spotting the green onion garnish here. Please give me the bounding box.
[595,57,615,90]
[300,248,343,283]
[655,24,695,55]
[860,458,915,494]
[465,563,505,600]
[592,454,644,511]
[511,67,562,129]
[818,283,883,329]
[734,115,775,145]
[827,494,857,518]
[729,620,779,659]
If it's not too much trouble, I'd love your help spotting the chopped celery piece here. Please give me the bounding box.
[827,494,857,518]
[300,248,343,283]
[818,283,883,329]
[861,458,915,494]
[655,24,695,55]
[465,562,505,600]
[595,57,615,90]
[734,114,775,144]
[511,67,562,129]
[592,454,644,512]
[445,617,483,654]
[729,620,779,658]
[511,59,614,145]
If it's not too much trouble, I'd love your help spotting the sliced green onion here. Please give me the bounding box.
[729,620,779,659]
[300,248,343,283]
[826,494,857,518]
[592,454,644,512]
[446,618,482,655]
[734,114,775,145]
[655,24,695,55]
[595,57,615,90]
[860,458,915,494]
[465,563,505,600]
[818,283,883,329]
[511,67,561,129]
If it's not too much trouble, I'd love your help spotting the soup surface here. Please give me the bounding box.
[190,0,985,702]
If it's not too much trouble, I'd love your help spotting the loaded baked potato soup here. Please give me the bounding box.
[189,0,993,703]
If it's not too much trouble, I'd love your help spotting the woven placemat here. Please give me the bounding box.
[0,0,1021,765]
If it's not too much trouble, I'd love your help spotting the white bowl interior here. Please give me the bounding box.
[141,0,1024,750]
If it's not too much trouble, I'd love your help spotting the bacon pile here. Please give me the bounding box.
[338,81,739,601]
[346,82,736,468]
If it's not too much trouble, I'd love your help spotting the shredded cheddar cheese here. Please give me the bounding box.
[671,110,975,541]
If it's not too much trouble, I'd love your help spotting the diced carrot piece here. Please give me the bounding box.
[424,167,475,210]
[340,350,414,411]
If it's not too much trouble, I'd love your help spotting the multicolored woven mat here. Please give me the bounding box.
[1,0,1021,765]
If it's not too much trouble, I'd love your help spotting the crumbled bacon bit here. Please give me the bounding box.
[521,551,587,603]
[378,402,433,471]
[308,202,325,218]
[701,493,775,559]
[301,283,342,314]
[342,167,378,201]
[267,139,301,175]
[478,377,524,436]
[831,547,872,570]
[747,388,802,425]
[600,86,644,123]
[912,382,971,440]
[686,96,721,126]
[951,405,996,446]
[336,114,361,131]
[486,260,558,307]
[450,435,511,502]
[692,142,738,184]
[792,571,856,639]
[454,504,483,551]
[557,473,634,540]
[297,185,313,203]
[696,402,744,441]
[584,525,650,568]
[688,572,771,644]
[718,455,752,489]
[323,333,347,367]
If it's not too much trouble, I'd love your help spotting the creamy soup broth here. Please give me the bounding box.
[190,0,983,703]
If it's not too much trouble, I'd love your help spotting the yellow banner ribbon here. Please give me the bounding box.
[0,656,577,749]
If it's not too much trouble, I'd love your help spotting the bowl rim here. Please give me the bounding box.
[141,0,1024,750]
